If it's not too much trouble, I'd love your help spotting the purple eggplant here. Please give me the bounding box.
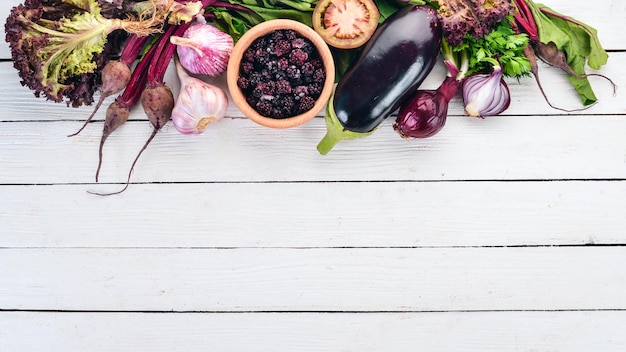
[317,5,442,154]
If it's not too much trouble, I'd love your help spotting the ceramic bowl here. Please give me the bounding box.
[226,19,335,129]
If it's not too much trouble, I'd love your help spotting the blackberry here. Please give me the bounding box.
[277,95,296,116]
[277,57,289,71]
[289,49,308,66]
[271,107,285,119]
[256,100,273,116]
[273,40,292,57]
[310,58,322,69]
[237,77,250,90]
[293,85,309,98]
[307,83,323,96]
[300,41,314,54]
[248,71,262,86]
[241,62,254,75]
[298,95,316,113]
[275,80,292,94]
[286,66,301,80]
[243,48,255,63]
[291,37,306,49]
[252,87,263,99]
[254,51,270,68]
[274,70,287,81]
[270,30,285,42]
[237,29,326,118]
[301,62,315,77]
[312,68,326,83]
[260,68,272,80]
[246,95,259,108]
[253,37,268,49]
[258,81,276,95]
[284,30,297,40]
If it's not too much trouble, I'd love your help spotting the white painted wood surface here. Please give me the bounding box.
[1,0,625,351]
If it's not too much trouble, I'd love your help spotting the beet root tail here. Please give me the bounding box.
[88,128,158,196]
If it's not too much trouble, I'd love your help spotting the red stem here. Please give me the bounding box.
[512,0,539,41]
[117,34,160,107]
[119,34,150,66]
[147,22,193,86]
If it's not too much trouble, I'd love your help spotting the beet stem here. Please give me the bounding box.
[120,34,149,66]
[512,0,539,40]
[147,22,191,86]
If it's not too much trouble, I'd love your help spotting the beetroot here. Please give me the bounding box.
[68,34,148,137]
[533,41,616,94]
[90,24,187,196]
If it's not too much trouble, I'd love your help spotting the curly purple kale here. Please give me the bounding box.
[436,0,515,46]
[5,0,126,107]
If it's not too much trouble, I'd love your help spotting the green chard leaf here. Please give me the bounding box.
[537,3,608,69]
[526,2,609,105]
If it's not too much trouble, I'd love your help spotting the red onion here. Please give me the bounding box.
[393,62,462,139]
[462,65,511,118]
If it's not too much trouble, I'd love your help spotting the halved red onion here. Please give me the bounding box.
[462,66,511,118]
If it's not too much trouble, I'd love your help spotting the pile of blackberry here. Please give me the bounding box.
[236,29,327,119]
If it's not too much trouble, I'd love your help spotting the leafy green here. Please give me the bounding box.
[374,0,410,21]
[208,0,318,41]
[5,0,166,106]
[524,1,608,105]
[450,19,531,78]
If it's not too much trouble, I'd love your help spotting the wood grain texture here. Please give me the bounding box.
[1,0,625,350]
[2,311,626,352]
[1,181,625,248]
[1,247,625,311]
[2,114,626,184]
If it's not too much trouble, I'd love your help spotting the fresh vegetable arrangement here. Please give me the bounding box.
[4,0,615,192]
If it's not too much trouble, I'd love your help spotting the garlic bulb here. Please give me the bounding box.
[172,56,228,135]
[170,15,233,77]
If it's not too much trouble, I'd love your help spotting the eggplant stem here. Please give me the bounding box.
[316,94,373,155]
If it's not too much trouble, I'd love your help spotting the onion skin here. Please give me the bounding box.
[393,76,461,139]
[462,66,511,118]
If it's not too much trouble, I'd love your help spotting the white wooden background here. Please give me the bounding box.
[1,0,625,350]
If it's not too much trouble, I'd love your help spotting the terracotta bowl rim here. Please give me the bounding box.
[226,19,336,129]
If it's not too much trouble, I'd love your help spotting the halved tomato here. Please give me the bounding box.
[312,0,380,49]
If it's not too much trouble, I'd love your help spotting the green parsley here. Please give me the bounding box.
[452,19,531,78]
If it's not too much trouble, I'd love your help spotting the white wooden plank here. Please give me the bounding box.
[2,112,626,184]
[1,311,626,352]
[1,181,625,248]
[1,247,625,311]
